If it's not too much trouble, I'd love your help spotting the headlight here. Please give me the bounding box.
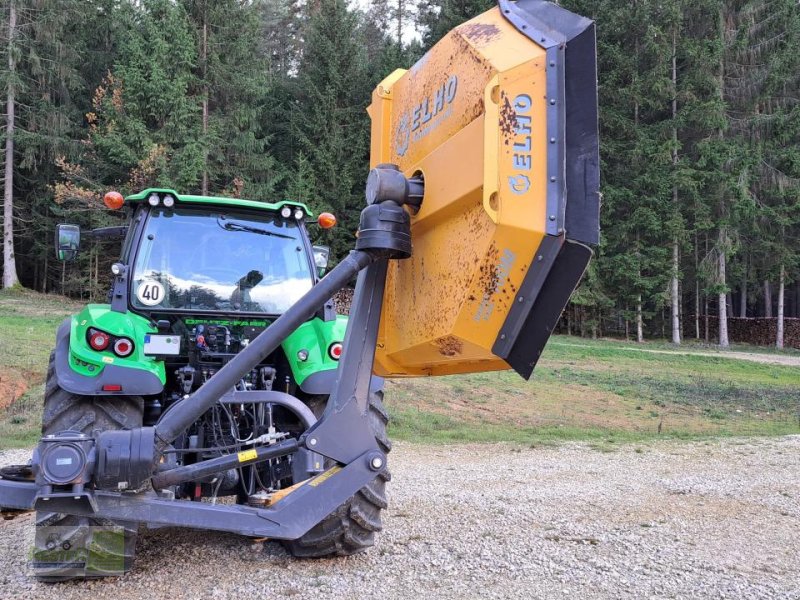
[294,208,304,220]
[162,194,175,207]
[280,206,292,219]
[147,193,160,207]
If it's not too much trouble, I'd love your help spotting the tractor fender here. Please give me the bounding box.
[298,369,384,396]
[53,319,164,397]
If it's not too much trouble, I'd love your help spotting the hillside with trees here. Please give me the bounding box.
[0,0,798,347]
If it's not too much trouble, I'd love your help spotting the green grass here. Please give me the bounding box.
[0,288,83,449]
[0,288,798,450]
[385,333,800,444]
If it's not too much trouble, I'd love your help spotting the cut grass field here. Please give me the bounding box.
[0,287,798,450]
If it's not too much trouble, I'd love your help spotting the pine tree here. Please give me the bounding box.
[55,0,202,200]
[182,0,281,199]
[417,0,493,49]
[292,0,372,260]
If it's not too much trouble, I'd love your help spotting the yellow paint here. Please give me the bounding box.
[367,8,551,377]
[237,449,258,463]
[102,356,114,364]
[263,479,309,507]
[308,465,342,488]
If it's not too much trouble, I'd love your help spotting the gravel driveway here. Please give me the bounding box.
[1,437,799,599]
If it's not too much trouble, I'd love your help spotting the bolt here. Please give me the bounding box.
[550,137,556,144]
[549,215,556,221]
[371,456,384,470]
[550,99,556,105]
[550,176,556,182]
[500,333,506,339]
[309,438,317,446]
[550,61,556,67]
[537,255,543,262]
[518,297,524,303]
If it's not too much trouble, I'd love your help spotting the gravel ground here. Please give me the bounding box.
[1,437,799,599]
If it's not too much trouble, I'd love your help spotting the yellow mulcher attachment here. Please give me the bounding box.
[369,0,600,379]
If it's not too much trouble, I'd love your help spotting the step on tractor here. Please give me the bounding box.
[0,0,599,580]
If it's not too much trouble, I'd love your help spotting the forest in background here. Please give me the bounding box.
[0,0,798,347]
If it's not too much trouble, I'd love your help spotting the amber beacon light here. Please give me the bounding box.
[103,191,124,210]
[317,212,337,229]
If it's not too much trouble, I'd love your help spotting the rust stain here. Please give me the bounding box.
[499,92,516,142]
[477,242,501,298]
[434,335,464,357]
[458,23,502,46]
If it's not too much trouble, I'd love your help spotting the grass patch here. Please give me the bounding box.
[385,333,800,444]
[0,288,82,449]
[387,405,664,445]
[0,289,798,449]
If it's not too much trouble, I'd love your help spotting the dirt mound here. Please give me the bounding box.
[0,373,28,411]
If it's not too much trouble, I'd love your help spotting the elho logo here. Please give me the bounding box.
[396,75,458,157]
[508,94,533,195]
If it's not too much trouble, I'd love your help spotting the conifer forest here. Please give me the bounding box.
[0,0,798,347]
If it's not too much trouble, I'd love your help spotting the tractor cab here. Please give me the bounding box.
[49,188,347,442]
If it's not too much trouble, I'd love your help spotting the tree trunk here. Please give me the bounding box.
[776,265,785,349]
[694,232,700,339]
[739,255,747,317]
[670,243,680,344]
[670,29,681,345]
[396,0,404,46]
[201,17,209,196]
[636,296,644,343]
[718,232,729,348]
[764,280,772,317]
[2,0,19,289]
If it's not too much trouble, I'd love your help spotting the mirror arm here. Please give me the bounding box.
[110,263,129,314]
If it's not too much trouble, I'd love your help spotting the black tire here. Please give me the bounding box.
[33,352,143,581]
[283,390,391,558]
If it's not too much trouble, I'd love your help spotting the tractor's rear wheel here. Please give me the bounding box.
[284,390,391,557]
[33,352,143,582]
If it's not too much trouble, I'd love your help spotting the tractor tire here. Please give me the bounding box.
[33,352,143,582]
[283,390,391,558]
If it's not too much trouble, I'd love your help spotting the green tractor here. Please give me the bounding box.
[38,188,388,578]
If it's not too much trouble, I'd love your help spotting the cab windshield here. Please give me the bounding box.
[131,207,313,314]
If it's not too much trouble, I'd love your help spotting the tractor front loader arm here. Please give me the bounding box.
[0,173,419,541]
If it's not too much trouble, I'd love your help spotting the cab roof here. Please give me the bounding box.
[124,188,313,216]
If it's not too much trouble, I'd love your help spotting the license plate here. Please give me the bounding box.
[143,334,181,355]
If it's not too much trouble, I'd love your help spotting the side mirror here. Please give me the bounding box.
[55,224,81,262]
[312,245,330,278]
